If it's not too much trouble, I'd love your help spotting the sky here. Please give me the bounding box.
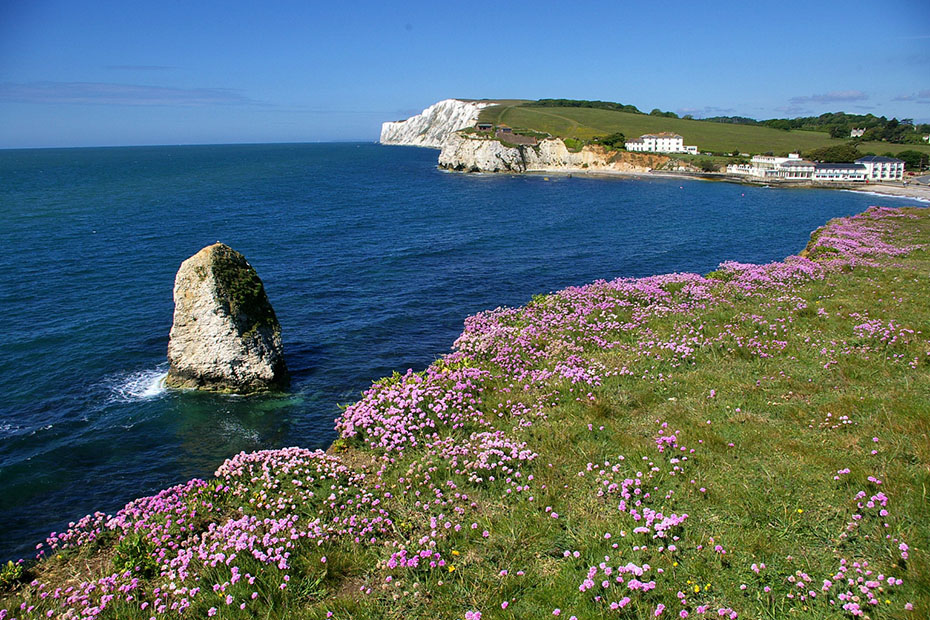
[1,0,928,148]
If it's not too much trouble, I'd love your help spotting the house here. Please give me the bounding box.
[726,153,868,181]
[812,163,867,182]
[476,122,493,132]
[850,128,866,138]
[625,132,698,154]
[727,153,811,179]
[779,158,816,179]
[856,155,904,181]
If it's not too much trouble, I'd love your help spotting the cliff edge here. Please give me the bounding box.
[380,99,495,148]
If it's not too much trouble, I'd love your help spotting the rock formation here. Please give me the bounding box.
[165,243,288,393]
[380,99,495,147]
[438,133,671,174]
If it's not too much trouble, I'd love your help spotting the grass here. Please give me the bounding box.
[478,103,930,157]
[2,207,929,619]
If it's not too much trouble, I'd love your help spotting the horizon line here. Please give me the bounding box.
[0,139,384,151]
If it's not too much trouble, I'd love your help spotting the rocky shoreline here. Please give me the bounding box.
[438,145,930,202]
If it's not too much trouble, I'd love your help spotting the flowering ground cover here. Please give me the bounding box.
[2,206,928,619]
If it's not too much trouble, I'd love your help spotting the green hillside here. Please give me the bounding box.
[478,102,930,157]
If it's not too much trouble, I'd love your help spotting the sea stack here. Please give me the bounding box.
[165,243,288,393]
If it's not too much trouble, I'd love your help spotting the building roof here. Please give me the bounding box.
[641,132,683,139]
[814,163,866,170]
[780,160,814,167]
[855,155,903,163]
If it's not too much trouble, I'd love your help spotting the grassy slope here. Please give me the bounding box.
[2,208,929,620]
[478,103,930,157]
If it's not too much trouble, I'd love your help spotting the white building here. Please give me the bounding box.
[812,163,867,182]
[779,158,816,179]
[626,132,698,154]
[726,153,872,182]
[855,156,904,181]
[850,128,866,138]
[727,153,812,179]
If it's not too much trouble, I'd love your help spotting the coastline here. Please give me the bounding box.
[450,163,930,202]
[5,205,927,618]
[843,182,930,203]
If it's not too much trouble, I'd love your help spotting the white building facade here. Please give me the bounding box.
[812,163,867,182]
[726,153,873,182]
[626,132,698,154]
[855,156,904,181]
[727,153,813,179]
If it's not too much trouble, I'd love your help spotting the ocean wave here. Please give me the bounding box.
[108,367,169,402]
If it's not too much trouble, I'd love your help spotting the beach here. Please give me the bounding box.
[846,182,930,203]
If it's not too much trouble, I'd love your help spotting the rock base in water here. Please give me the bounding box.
[165,243,288,394]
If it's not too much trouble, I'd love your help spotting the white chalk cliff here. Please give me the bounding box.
[380,99,494,148]
[438,133,671,174]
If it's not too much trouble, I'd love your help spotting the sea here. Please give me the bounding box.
[0,142,924,561]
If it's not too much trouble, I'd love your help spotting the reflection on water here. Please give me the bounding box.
[170,391,300,479]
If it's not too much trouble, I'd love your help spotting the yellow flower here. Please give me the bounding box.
[797,508,804,514]
[451,550,460,556]
[448,565,455,572]
[672,562,678,567]
[694,585,700,593]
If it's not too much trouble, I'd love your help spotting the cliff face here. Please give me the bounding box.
[438,133,670,174]
[380,99,495,148]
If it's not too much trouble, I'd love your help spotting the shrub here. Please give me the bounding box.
[112,533,158,578]
[0,561,23,590]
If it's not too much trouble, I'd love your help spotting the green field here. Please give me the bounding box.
[478,103,930,157]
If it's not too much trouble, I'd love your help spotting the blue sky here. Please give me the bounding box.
[1,0,928,148]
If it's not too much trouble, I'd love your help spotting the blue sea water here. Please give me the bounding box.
[0,142,924,561]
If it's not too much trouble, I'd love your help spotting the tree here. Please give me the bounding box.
[764,119,793,131]
[596,132,626,149]
[895,150,926,170]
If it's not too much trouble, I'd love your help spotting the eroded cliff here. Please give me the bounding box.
[438,133,670,174]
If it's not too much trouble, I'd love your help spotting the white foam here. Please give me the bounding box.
[841,189,930,204]
[110,367,168,402]
[219,418,260,443]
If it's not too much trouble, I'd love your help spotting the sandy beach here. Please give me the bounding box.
[845,183,930,203]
